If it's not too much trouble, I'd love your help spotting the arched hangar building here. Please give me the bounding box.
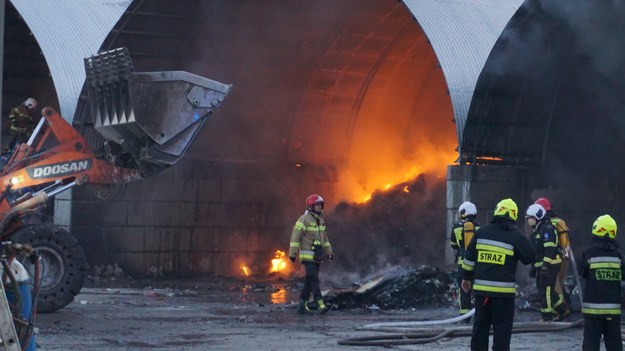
[3,0,622,276]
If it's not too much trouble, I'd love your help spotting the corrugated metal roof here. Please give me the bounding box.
[10,0,131,122]
[402,0,523,148]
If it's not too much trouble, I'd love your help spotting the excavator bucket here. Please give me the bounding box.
[84,47,231,177]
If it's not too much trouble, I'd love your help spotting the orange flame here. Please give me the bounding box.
[356,162,454,203]
[241,264,251,277]
[271,288,288,304]
[270,250,288,273]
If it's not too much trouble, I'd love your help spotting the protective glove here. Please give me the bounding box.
[562,248,570,259]
[461,279,472,293]
[289,256,296,263]
[529,266,538,278]
[327,254,334,262]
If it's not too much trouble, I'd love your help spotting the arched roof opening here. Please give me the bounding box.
[463,0,625,248]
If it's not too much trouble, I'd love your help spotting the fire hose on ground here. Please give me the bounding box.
[338,251,587,347]
[337,315,584,346]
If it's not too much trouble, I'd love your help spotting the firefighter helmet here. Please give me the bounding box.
[24,97,37,110]
[306,194,324,210]
[458,201,477,219]
[592,214,617,239]
[534,197,551,211]
[525,204,546,220]
[493,198,518,221]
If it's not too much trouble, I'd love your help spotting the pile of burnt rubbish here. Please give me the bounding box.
[324,265,453,310]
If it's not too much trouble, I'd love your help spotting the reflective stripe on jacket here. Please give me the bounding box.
[462,217,535,298]
[531,219,562,268]
[289,211,332,263]
[579,237,625,318]
[9,105,34,136]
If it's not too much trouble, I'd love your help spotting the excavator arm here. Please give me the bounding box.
[0,48,231,314]
[0,47,231,224]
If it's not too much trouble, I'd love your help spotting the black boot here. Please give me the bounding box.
[317,299,329,314]
[553,305,570,321]
[297,300,312,315]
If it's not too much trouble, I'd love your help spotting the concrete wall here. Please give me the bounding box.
[72,158,338,277]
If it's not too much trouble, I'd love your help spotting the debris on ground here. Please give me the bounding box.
[324,265,453,310]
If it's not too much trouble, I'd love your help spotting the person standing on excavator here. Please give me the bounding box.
[534,197,571,316]
[289,194,334,315]
[7,97,38,149]
[461,198,535,351]
[579,214,625,351]
[526,203,569,321]
[450,201,479,319]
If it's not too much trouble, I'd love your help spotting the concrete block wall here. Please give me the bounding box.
[68,158,338,277]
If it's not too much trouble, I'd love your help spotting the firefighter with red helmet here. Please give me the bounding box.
[526,203,569,321]
[579,214,625,351]
[534,197,571,320]
[288,194,334,314]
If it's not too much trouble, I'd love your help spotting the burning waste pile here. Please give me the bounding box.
[324,265,453,310]
[328,174,447,276]
[239,174,456,309]
[317,175,453,309]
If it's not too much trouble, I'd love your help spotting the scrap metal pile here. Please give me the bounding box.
[324,265,453,310]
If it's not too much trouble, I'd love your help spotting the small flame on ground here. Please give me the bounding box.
[270,250,288,273]
[271,288,288,304]
[241,265,251,277]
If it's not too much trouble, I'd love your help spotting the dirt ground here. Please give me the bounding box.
[32,278,588,351]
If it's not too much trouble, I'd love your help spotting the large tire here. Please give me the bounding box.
[12,225,89,313]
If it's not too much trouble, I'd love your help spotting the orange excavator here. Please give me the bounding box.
[0,48,231,313]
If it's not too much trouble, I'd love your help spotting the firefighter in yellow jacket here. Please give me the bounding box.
[450,201,479,318]
[8,98,38,147]
[289,194,334,314]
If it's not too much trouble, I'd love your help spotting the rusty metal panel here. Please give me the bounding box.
[402,0,523,148]
[9,0,131,122]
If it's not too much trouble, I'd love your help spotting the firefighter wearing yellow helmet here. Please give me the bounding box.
[579,214,625,350]
[526,204,569,321]
[461,198,535,350]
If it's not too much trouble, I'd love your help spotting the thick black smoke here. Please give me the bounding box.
[322,174,446,285]
[468,0,625,253]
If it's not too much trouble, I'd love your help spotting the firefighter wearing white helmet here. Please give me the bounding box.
[526,203,569,321]
[535,197,571,320]
[579,214,625,350]
[449,201,479,318]
[288,194,333,314]
[8,97,38,148]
